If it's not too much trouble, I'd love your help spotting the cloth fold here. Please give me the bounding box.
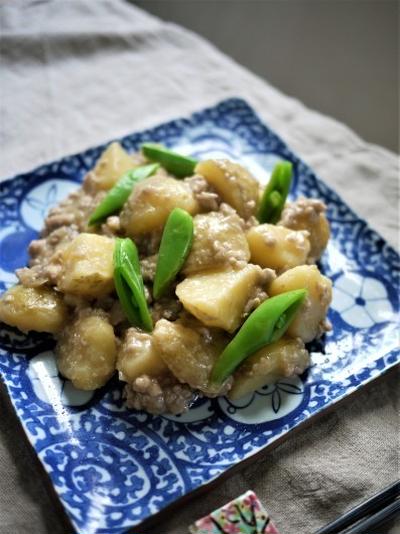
[0,2,398,534]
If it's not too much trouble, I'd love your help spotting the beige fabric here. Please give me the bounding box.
[0,1,398,533]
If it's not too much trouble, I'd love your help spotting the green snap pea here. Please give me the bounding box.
[141,143,198,178]
[89,163,159,226]
[258,161,293,224]
[210,288,307,385]
[153,208,194,299]
[114,238,153,331]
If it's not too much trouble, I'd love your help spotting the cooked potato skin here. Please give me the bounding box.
[269,265,332,343]
[57,233,115,298]
[91,142,137,190]
[120,175,199,237]
[183,210,250,275]
[247,224,310,272]
[196,159,259,219]
[117,328,168,383]
[176,264,262,332]
[229,336,310,400]
[153,319,230,396]
[0,285,68,333]
[56,310,117,390]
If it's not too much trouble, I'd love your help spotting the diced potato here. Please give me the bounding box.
[309,215,330,261]
[279,198,330,262]
[153,318,230,396]
[246,224,310,272]
[120,175,199,237]
[117,328,168,383]
[229,337,310,400]
[176,264,262,332]
[56,310,117,390]
[269,265,332,343]
[0,285,67,334]
[196,159,259,219]
[183,210,250,275]
[57,233,115,298]
[91,142,137,190]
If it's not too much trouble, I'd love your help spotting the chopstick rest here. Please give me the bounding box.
[189,490,280,534]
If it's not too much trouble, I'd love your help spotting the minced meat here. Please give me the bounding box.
[185,175,220,212]
[124,373,196,415]
[279,197,330,263]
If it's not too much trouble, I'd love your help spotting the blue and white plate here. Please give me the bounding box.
[0,99,398,534]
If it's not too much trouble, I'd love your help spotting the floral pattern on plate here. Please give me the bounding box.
[0,98,398,534]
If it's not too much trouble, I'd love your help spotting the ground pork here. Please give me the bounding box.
[218,201,259,231]
[17,226,79,287]
[140,254,158,282]
[42,187,104,236]
[211,240,248,270]
[101,216,121,237]
[242,286,268,317]
[242,268,276,317]
[184,175,220,212]
[278,197,330,263]
[124,373,196,415]
[151,298,182,322]
[29,226,78,267]
[17,184,105,288]
[136,231,162,256]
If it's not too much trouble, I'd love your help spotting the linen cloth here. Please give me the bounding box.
[0,1,398,533]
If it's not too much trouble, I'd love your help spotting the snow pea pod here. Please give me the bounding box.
[142,143,197,178]
[153,208,194,299]
[210,288,307,384]
[114,238,153,331]
[89,163,159,226]
[258,161,293,224]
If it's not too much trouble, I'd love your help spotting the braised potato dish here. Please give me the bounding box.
[0,143,332,414]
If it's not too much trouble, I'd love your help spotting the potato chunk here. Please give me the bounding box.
[120,175,199,237]
[91,142,137,190]
[183,210,250,275]
[56,310,117,390]
[229,337,310,400]
[279,197,330,262]
[176,264,262,332]
[117,328,168,383]
[247,224,310,272]
[57,233,115,298]
[269,265,332,342]
[0,285,67,334]
[196,159,259,219]
[153,319,230,396]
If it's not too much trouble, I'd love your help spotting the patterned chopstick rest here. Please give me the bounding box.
[189,490,280,534]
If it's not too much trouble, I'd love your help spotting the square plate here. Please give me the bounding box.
[0,98,398,534]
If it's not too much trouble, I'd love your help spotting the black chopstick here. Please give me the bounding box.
[314,480,400,534]
[343,498,400,534]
